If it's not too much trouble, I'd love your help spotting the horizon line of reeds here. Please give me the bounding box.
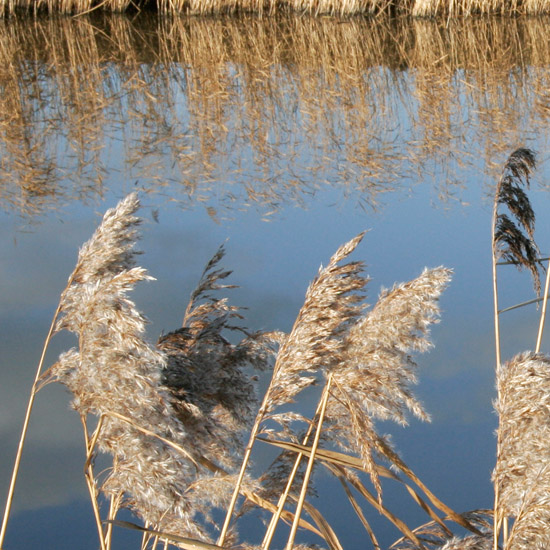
[2,0,550,18]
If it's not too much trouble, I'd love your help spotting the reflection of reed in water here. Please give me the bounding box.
[1,15,550,215]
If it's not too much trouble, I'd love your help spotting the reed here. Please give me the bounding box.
[490,148,550,550]
[2,191,485,550]
[3,0,550,17]
[5,148,550,549]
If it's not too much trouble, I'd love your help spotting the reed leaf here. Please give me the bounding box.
[326,463,426,549]
[259,437,466,537]
[389,511,493,550]
[106,520,226,549]
[299,499,344,550]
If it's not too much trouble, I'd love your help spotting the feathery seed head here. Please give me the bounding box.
[324,266,452,497]
[494,352,550,519]
[493,148,541,296]
[266,232,368,414]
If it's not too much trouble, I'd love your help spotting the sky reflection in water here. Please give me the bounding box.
[2,13,550,550]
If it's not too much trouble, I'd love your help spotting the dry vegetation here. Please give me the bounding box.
[1,0,550,19]
[3,148,550,550]
[1,15,550,217]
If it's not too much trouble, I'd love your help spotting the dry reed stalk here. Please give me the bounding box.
[260,390,327,549]
[285,374,333,550]
[323,266,452,498]
[493,353,550,523]
[0,301,65,549]
[217,232,368,546]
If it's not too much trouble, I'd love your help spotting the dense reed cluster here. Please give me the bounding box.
[490,148,550,550]
[1,0,550,17]
[4,147,550,550]
[1,189,483,550]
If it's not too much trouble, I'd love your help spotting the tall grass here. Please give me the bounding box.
[4,147,550,549]
[1,191,484,550]
[490,148,550,550]
[1,0,550,17]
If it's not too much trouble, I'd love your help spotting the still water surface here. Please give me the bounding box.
[2,13,550,550]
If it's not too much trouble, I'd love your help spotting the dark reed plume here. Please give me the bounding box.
[158,243,275,473]
[492,147,540,296]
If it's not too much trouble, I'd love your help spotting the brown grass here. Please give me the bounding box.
[2,0,550,18]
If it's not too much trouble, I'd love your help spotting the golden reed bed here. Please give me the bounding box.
[3,0,550,18]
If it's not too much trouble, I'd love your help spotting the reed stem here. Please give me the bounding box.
[261,393,326,550]
[217,400,268,546]
[80,414,108,550]
[535,259,550,353]
[0,300,64,549]
[285,374,333,550]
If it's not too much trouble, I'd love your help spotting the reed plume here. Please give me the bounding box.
[504,464,550,550]
[324,267,452,497]
[218,232,368,546]
[265,233,367,414]
[492,147,539,297]
[158,243,275,473]
[493,352,550,530]
[48,193,210,542]
[255,263,467,550]
[42,193,275,547]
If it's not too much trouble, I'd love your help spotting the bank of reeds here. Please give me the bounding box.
[2,0,550,18]
[2,15,550,217]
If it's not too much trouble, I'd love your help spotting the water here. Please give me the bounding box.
[1,13,550,550]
